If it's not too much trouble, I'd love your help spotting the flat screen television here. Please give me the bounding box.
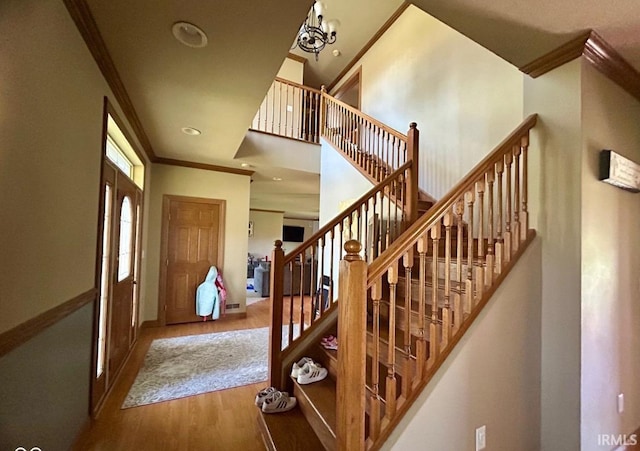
[283,225,305,242]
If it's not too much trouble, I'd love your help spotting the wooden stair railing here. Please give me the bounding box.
[321,91,409,186]
[336,114,538,450]
[268,154,418,390]
[251,77,322,144]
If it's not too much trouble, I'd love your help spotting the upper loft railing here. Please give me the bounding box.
[250,77,321,144]
[336,114,539,450]
[250,80,412,187]
[322,92,409,185]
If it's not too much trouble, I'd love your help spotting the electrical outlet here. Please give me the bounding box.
[476,425,486,451]
[618,393,624,414]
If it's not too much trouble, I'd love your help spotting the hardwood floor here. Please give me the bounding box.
[74,298,272,451]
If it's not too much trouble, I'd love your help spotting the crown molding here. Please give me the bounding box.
[521,30,640,102]
[155,157,255,176]
[327,1,410,92]
[251,208,286,214]
[520,31,591,78]
[583,31,640,102]
[63,0,156,160]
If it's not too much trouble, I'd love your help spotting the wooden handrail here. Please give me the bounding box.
[274,76,322,94]
[347,113,539,450]
[284,161,412,264]
[322,92,407,141]
[368,114,538,282]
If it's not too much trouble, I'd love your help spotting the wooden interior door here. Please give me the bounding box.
[163,197,224,324]
[108,173,138,377]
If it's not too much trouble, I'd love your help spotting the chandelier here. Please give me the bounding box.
[293,2,338,61]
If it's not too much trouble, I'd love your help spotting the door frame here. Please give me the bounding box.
[333,66,361,109]
[157,195,226,326]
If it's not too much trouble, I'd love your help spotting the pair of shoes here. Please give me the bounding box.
[290,357,317,378]
[321,335,337,350]
[255,387,297,414]
[255,386,277,407]
[291,358,328,385]
[297,362,328,385]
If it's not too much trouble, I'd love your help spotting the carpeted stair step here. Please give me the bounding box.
[257,407,325,451]
[293,376,337,451]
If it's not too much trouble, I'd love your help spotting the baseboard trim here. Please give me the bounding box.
[0,288,97,358]
[223,311,248,319]
[140,320,161,328]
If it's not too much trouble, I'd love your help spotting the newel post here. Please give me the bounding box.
[406,122,420,224]
[336,240,367,451]
[268,240,285,389]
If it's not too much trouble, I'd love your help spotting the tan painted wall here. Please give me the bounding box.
[144,164,251,319]
[384,238,542,451]
[524,59,583,450]
[249,210,284,259]
[0,0,147,333]
[331,5,523,199]
[580,62,640,448]
[276,57,304,84]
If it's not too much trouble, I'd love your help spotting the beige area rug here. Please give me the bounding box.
[122,326,293,409]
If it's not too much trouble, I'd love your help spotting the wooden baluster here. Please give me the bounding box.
[263,83,269,132]
[268,240,285,388]
[429,225,441,363]
[336,221,343,264]
[513,144,521,250]
[453,200,464,333]
[329,229,335,305]
[495,160,504,274]
[278,81,282,136]
[385,262,398,420]
[288,261,294,344]
[299,251,305,331]
[465,190,475,312]
[364,201,370,263]
[310,244,317,324]
[521,134,529,240]
[406,123,419,225]
[486,169,495,286]
[337,241,367,451]
[475,179,485,300]
[319,236,326,316]
[416,233,428,379]
[401,250,413,398]
[320,87,326,139]
[442,212,453,347]
[369,278,382,441]
[386,185,392,247]
[504,151,513,263]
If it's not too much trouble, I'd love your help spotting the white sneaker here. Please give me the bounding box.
[261,391,297,414]
[291,357,320,378]
[254,386,277,407]
[297,362,328,385]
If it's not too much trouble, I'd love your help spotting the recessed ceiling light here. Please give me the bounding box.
[241,163,253,168]
[272,177,283,181]
[332,49,341,57]
[172,22,208,48]
[181,127,201,136]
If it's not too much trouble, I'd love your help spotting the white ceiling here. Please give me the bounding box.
[84,0,640,220]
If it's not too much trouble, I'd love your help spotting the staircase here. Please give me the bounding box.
[256,85,538,450]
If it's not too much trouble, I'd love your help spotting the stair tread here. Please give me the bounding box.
[293,376,337,439]
[258,407,326,451]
